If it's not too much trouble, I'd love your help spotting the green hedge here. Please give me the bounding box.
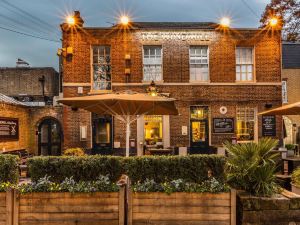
[0,154,19,184]
[28,155,226,184]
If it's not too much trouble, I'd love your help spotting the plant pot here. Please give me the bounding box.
[291,183,300,195]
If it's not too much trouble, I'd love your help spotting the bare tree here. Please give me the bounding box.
[260,0,300,42]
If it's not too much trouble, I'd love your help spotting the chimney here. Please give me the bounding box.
[61,10,84,32]
[16,58,30,68]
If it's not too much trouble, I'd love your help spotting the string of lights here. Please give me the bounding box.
[240,0,260,19]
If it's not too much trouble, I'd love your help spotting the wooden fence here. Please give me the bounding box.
[127,189,236,225]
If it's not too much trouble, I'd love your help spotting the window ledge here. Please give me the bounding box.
[88,90,112,95]
[189,80,210,84]
[142,80,164,84]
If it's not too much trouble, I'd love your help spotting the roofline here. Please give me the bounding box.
[282,42,300,45]
[0,67,57,71]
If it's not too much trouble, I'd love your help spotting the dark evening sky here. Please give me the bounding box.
[0,0,269,70]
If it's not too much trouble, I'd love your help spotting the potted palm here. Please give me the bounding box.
[291,167,300,195]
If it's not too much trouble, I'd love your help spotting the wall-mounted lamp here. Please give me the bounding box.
[57,47,73,57]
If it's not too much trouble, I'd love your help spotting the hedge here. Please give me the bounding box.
[0,154,19,184]
[27,155,226,184]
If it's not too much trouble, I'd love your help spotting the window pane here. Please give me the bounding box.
[236,107,255,141]
[143,46,162,81]
[189,46,209,81]
[236,47,254,81]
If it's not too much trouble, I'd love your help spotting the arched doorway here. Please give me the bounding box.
[38,118,62,156]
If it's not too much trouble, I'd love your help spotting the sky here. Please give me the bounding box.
[0,0,270,70]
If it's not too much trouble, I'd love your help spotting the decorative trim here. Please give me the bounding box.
[112,82,282,86]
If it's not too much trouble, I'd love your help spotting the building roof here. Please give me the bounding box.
[0,93,28,106]
[282,42,300,69]
[128,22,218,29]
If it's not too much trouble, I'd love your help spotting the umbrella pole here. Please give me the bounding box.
[126,115,130,157]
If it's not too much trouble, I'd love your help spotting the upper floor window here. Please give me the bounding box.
[236,47,254,82]
[143,46,162,82]
[236,107,256,141]
[190,46,209,82]
[92,46,111,91]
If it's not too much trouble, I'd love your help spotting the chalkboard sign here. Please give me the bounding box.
[0,117,19,141]
[262,115,276,137]
[213,118,234,134]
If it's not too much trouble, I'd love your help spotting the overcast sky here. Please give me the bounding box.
[0,0,270,70]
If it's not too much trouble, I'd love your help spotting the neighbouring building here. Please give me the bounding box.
[0,63,59,106]
[59,11,283,156]
[0,63,63,155]
[282,42,300,145]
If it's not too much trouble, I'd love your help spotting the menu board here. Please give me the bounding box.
[0,117,19,141]
[262,115,276,137]
[213,118,234,134]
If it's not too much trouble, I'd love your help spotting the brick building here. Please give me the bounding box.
[0,65,59,106]
[282,42,300,145]
[60,12,282,155]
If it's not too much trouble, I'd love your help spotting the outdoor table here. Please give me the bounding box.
[283,157,300,174]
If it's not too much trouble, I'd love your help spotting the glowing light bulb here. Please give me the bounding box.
[120,16,129,25]
[66,16,75,25]
[220,17,230,27]
[269,17,278,27]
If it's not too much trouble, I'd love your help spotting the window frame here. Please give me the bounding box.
[235,46,256,83]
[142,45,163,82]
[236,106,258,143]
[90,45,112,93]
[189,45,210,83]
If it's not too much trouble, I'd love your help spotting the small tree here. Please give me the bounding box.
[260,0,300,42]
[225,138,280,196]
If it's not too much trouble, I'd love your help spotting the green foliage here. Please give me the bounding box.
[132,177,229,194]
[0,182,13,192]
[0,154,19,184]
[63,148,85,156]
[27,156,123,183]
[18,175,119,194]
[285,144,295,150]
[292,167,300,187]
[28,155,226,185]
[225,138,280,197]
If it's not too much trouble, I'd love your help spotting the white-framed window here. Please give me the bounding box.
[236,47,254,82]
[92,46,111,91]
[143,46,162,81]
[189,46,209,82]
[236,107,256,141]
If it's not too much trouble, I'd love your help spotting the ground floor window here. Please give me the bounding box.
[236,107,256,141]
[144,115,163,146]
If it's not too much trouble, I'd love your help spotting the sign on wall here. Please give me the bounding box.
[0,117,19,141]
[213,118,234,134]
[139,31,213,41]
[262,115,276,137]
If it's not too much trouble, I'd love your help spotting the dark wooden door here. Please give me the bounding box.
[38,119,62,156]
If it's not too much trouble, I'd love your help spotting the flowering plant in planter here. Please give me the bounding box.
[291,167,300,194]
[0,182,13,192]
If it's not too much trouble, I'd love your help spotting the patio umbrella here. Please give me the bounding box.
[258,102,300,116]
[58,91,178,157]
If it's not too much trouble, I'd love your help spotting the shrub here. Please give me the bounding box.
[0,154,19,184]
[18,175,119,194]
[63,148,85,156]
[28,155,226,185]
[285,144,295,150]
[132,177,229,194]
[27,156,124,183]
[292,167,300,187]
[225,138,280,197]
[123,155,226,184]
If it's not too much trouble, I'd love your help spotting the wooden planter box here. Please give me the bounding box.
[292,183,300,195]
[128,189,236,225]
[12,188,125,225]
[0,193,7,225]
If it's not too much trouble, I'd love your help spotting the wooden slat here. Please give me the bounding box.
[21,192,119,199]
[0,199,5,206]
[20,197,119,206]
[118,186,125,225]
[0,221,7,225]
[132,221,230,225]
[133,213,230,221]
[133,198,230,207]
[127,189,133,225]
[19,212,119,221]
[19,220,119,225]
[0,207,5,213]
[13,190,19,225]
[230,189,236,225]
[133,192,230,200]
[6,189,13,225]
[19,205,119,213]
[133,206,230,214]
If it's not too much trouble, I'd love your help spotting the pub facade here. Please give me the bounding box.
[60,11,282,155]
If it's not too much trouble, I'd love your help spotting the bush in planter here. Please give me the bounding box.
[0,154,19,184]
[63,148,85,156]
[225,138,279,196]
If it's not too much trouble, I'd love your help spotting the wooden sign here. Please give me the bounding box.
[0,117,19,141]
[213,118,234,134]
[262,115,276,137]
